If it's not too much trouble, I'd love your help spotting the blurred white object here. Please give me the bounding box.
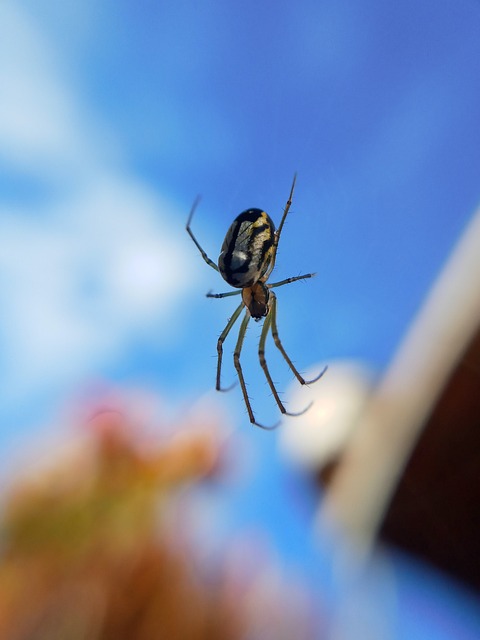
[321,207,480,557]
[280,361,374,470]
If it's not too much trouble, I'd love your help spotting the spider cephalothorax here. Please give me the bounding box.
[241,281,270,320]
[186,175,326,429]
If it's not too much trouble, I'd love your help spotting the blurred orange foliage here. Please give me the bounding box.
[0,408,322,640]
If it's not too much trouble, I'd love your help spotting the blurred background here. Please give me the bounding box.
[1,1,480,638]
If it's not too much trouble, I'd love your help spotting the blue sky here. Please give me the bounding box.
[1,1,480,637]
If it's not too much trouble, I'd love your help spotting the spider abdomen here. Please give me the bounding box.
[218,209,275,288]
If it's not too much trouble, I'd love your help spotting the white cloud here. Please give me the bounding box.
[0,3,199,405]
[0,3,100,176]
[0,179,194,398]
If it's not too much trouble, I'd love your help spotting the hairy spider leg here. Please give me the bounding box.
[186,197,219,272]
[270,292,328,385]
[233,310,279,430]
[268,273,316,289]
[258,305,312,417]
[275,173,297,242]
[207,289,242,299]
[263,173,297,282]
[215,300,244,392]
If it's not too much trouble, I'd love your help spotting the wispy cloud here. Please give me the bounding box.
[0,3,197,406]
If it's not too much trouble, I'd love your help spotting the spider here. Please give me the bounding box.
[186,174,326,429]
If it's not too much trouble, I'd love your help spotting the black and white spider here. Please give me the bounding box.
[186,175,326,429]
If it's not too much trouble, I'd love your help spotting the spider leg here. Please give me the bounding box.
[186,197,219,272]
[269,273,316,289]
[258,309,309,417]
[234,310,280,430]
[207,289,242,299]
[216,301,244,391]
[270,292,327,387]
[275,172,297,242]
[263,174,297,281]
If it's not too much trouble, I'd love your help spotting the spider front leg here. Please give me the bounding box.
[263,174,297,281]
[275,172,297,242]
[186,197,219,272]
[233,311,279,430]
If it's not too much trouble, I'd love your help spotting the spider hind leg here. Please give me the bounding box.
[234,310,279,430]
[257,304,313,418]
[215,301,245,392]
[270,292,327,386]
